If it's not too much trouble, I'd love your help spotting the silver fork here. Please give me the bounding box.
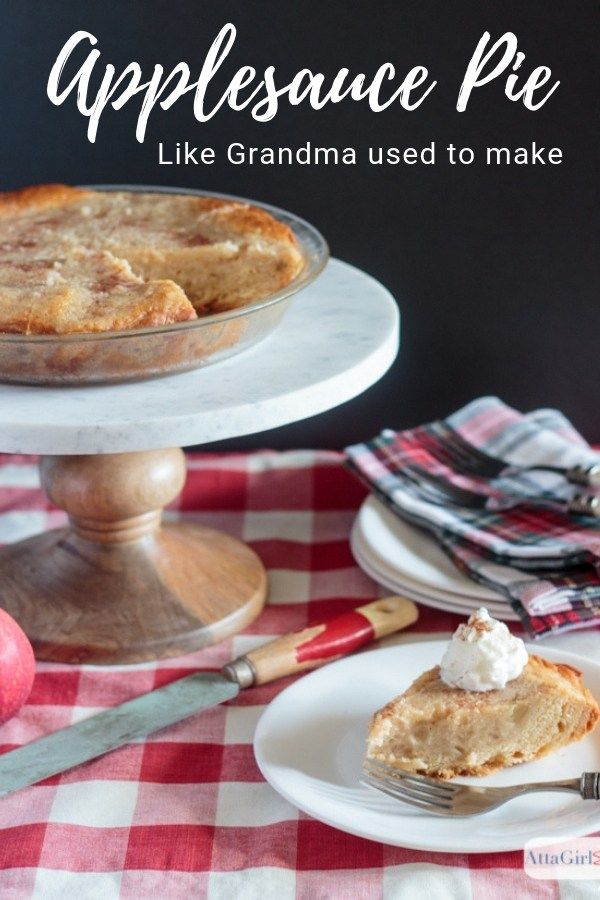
[426,421,600,488]
[404,462,600,518]
[362,758,600,817]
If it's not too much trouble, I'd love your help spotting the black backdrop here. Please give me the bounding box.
[0,0,597,447]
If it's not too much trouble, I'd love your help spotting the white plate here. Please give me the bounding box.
[351,530,520,621]
[353,545,517,621]
[254,642,600,853]
[356,496,499,601]
[351,535,511,619]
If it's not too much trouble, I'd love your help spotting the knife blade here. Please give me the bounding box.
[0,673,238,798]
[0,596,417,798]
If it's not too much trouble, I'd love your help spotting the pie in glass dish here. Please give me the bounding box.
[366,610,600,779]
[0,184,304,334]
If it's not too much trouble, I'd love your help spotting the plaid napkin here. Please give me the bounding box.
[346,397,600,638]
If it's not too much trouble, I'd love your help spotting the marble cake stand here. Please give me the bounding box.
[0,259,398,664]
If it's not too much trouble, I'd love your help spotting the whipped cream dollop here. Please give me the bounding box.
[440,608,528,691]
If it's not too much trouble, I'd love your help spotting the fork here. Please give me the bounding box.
[362,758,600,817]
[425,421,600,488]
[404,462,600,518]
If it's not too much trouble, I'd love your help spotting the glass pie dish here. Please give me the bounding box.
[0,185,329,386]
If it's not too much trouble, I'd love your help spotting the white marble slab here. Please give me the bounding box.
[0,259,399,454]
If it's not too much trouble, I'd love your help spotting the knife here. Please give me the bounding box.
[0,595,417,798]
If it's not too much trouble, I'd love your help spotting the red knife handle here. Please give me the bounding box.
[222,596,418,687]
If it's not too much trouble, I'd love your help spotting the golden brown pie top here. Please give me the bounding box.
[0,185,303,334]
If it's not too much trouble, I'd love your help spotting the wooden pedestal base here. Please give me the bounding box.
[0,449,267,664]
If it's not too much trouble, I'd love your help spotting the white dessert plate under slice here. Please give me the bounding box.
[355,496,500,601]
[254,642,600,853]
[351,529,520,622]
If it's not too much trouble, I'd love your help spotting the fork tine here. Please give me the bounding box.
[362,776,452,813]
[406,464,490,508]
[363,760,456,797]
[426,423,479,467]
[369,777,453,808]
[423,440,476,475]
[363,771,455,805]
[376,771,455,799]
[434,422,577,481]
[426,422,476,464]
[429,422,505,477]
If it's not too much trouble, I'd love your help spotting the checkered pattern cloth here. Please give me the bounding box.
[346,398,600,638]
[0,450,596,899]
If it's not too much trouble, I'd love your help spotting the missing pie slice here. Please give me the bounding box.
[366,655,600,779]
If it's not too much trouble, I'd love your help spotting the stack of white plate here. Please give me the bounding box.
[351,496,519,621]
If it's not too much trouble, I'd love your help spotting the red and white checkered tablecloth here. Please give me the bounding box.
[0,450,596,899]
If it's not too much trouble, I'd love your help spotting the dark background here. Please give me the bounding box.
[0,0,597,446]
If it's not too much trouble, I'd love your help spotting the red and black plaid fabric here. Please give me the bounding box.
[346,397,600,638]
[0,450,596,898]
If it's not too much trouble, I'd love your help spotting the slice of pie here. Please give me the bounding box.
[0,184,304,334]
[366,655,600,779]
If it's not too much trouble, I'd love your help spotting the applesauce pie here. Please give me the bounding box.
[367,655,600,779]
[366,609,600,780]
[0,184,304,335]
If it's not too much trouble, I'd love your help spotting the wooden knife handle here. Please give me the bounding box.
[222,596,418,687]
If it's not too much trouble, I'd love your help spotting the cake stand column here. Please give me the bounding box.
[0,448,267,664]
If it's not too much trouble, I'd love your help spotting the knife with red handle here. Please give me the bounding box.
[0,596,417,798]
[223,595,417,686]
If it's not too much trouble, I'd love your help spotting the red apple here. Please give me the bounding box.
[0,609,35,725]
